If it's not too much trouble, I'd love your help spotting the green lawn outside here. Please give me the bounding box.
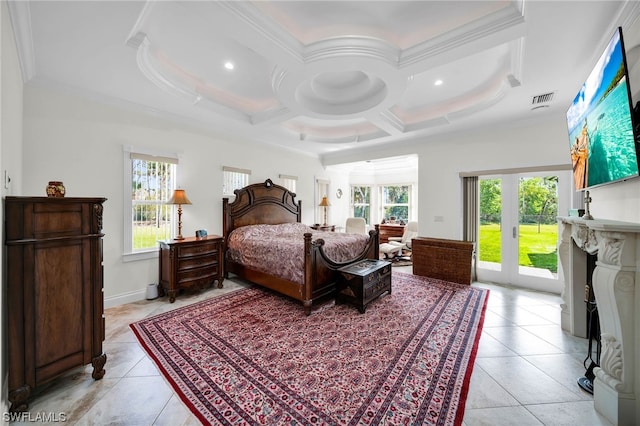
[479,223,558,273]
[133,223,171,250]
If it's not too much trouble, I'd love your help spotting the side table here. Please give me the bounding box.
[311,224,335,231]
[336,259,392,313]
[158,235,224,302]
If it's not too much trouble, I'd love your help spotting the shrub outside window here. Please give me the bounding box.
[382,185,410,221]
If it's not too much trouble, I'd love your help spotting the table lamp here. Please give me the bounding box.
[318,195,330,226]
[167,189,192,240]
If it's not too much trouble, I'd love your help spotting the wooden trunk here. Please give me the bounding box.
[336,259,392,313]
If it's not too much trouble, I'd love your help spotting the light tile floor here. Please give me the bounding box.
[10,268,613,425]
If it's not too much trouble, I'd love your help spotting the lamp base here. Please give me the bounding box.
[174,235,185,240]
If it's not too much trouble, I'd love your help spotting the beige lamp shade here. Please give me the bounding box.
[318,196,330,207]
[167,189,192,205]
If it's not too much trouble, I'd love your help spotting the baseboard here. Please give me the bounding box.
[104,289,146,308]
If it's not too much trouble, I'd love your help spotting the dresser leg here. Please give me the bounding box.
[217,278,224,288]
[9,384,31,412]
[91,353,107,380]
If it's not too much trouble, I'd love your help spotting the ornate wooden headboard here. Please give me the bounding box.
[222,178,302,243]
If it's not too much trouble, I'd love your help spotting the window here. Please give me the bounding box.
[381,185,410,221]
[351,185,371,224]
[124,148,178,258]
[223,166,251,196]
[279,174,297,193]
[316,178,330,224]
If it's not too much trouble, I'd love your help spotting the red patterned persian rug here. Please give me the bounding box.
[130,272,489,425]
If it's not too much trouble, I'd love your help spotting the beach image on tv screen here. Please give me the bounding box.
[566,28,639,190]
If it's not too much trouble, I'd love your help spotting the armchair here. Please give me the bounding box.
[345,217,367,234]
[379,221,418,259]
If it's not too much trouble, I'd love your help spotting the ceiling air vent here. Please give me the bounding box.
[532,92,555,104]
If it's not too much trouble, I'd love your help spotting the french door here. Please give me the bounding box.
[476,171,570,293]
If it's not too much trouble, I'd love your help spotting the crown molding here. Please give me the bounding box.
[7,1,36,82]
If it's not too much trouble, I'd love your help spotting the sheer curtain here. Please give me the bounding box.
[462,176,478,281]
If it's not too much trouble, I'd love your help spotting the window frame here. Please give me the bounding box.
[223,166,251,197]
[123,146,179,261]
[279,174,298,193]
[380,184,412,222]
[351,185,372,224]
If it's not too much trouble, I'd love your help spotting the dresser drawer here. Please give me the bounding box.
[177,242,219,258]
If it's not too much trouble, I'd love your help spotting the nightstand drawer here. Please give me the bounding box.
[177,265,219,286]
[178,255,218,271]
[177,242,219,258]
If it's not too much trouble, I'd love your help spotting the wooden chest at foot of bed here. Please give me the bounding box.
[336,259,392,313]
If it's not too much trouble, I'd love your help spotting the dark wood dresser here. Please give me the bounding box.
[336,259,392,313]
[5,196,107,412]
[378,223,405,243]
[159,235,224,302]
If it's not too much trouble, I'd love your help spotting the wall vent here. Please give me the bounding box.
[532,92,554,104]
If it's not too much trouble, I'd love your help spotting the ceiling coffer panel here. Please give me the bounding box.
[13,1,631,156]
[124,0,527,145]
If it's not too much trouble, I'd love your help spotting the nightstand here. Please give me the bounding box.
[158,235,224,302]
[311,224,335,231]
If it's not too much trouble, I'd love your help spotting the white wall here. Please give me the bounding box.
[1,0,24,417]
[21,84,327,305]
[418,117,580,238]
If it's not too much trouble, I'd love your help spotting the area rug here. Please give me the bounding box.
[130,272,488,425]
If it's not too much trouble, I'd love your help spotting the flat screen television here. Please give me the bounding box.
[566,26,640,191]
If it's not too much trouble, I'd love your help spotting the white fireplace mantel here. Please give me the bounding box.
[558,216,640,425]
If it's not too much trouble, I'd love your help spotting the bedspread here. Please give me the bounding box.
[226,222,369,284]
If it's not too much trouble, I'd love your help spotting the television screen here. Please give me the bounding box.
[566,27,640,191]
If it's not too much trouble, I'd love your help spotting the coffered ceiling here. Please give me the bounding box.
[8,1,640,160]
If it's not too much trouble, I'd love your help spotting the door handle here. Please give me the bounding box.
[513,226,517,238]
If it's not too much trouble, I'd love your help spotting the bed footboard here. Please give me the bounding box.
[302,226,379,314]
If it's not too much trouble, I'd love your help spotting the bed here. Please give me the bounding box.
[222,179,379,314]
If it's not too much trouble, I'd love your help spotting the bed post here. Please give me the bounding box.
[222,197,230,279]
[373,224,380,259]
[303,232,313,316]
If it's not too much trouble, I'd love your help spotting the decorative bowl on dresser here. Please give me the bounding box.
[5,196,107,412]
[158,235,224,302]
[336,259,392,313]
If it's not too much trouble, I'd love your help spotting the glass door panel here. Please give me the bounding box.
[477,172,567,293]
[478,177,502,273]
[517,176,559,280]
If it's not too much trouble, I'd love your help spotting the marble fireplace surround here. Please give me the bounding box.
[558,217,640,425]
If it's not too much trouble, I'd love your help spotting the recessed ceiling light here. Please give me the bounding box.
[434,79,443,86]
[224,61,234,70]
